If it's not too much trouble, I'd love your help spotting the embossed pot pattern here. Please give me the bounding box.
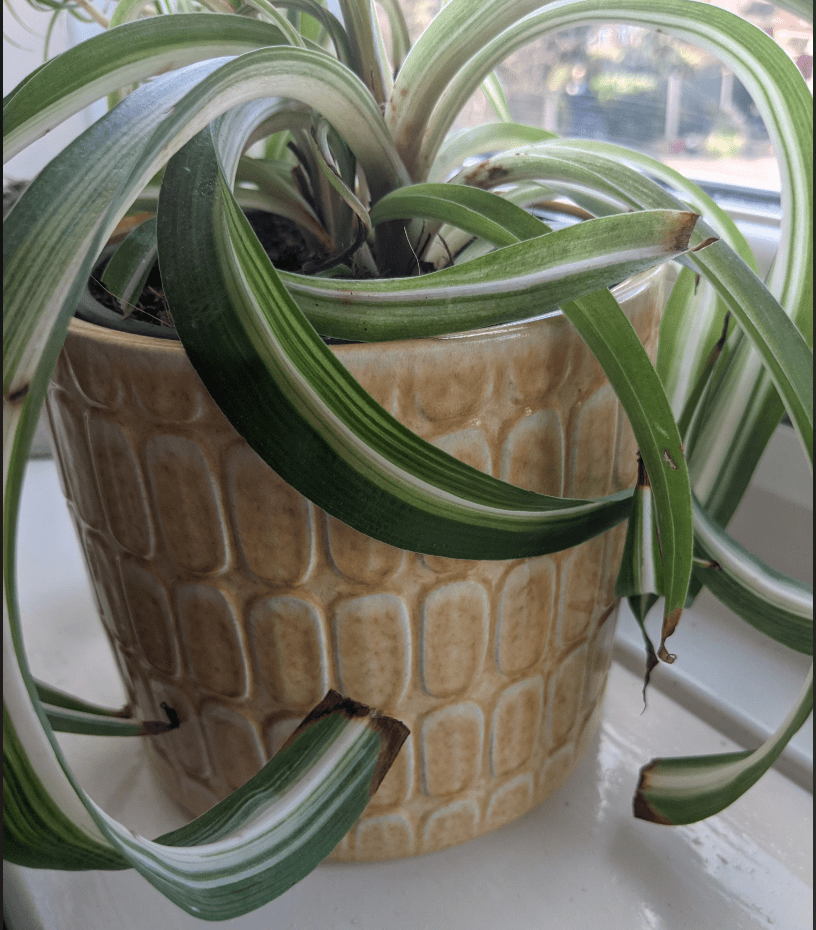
[46,267,664,861]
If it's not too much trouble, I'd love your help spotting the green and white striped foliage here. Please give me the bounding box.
[3,0,812,917]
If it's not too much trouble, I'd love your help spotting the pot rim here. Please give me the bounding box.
[72,262,664,357]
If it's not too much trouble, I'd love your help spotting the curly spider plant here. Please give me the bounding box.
[4,0,812,919]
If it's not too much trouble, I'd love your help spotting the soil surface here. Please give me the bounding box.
[88,211,313,333]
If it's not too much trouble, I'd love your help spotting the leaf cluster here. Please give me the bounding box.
[3,0,812,918]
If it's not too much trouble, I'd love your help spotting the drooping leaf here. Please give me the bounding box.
[451,143,813,474]
[3,14,291,161]
[635,666,813,825]
[158,122,641,561]
[4,47,414,918]
[616,456,663,694]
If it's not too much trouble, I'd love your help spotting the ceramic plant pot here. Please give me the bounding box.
[45,266,664,861]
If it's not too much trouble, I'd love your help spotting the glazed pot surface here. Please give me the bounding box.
[46,268,664,860]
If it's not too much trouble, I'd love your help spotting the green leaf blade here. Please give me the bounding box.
[692,495,813,655]
[100,216,158,315]
[43,706,174,737]
[33,680,130,718]
[3,706,129,871]
[635,666,813,825]
[4,49,413,908]
[104,691,407,920]
[386,0,546,178]
[560,289,692,648]
[454,141,813,474]
[401,0,812,527]
[370,181,549,247]
[284,208,700,342]
[3,15,291,162]
[159,128,637,559]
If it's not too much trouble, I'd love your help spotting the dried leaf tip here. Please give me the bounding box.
[367,713,410,797]
[633,763,673,825]
[658,605,683,664]
[657,644,677,664]
[666,213,696,252]
[639,640,659,711]
[139,718,178,736]
[6,383,30,404]
[693,557,722,571]
[160,702,180,729]
[279,691,409,798]
[636,452,650,489]
[690,235,719,252]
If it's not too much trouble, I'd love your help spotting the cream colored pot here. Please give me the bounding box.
[46,267,664,861]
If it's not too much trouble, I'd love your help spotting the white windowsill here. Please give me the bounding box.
[4,450,812,930]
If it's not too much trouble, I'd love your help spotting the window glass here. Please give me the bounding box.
[396,1,812,193]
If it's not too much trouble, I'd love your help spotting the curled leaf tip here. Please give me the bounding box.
[690,235,719,252]
[658,645,677,664]
[658,606,683,663]
[160,701,180,729]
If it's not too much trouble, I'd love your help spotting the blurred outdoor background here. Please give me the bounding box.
[4,0,813,190]
[401,0,813,192]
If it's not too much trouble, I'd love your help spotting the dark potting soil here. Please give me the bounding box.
[88,210,317,336]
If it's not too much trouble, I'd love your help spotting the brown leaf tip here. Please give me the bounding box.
[6,383,30,404]
[633,763,673,825]
[281,691,410,798]
[636,452,650,489]
[640,648,659,711]
[139,719,178,736]
[663,606,683,638]
[657,645,677,664]
[690,235,719,253]
[367,713,410,797]
[674,212,700,251]
[658,606,683,664]
[160,702,180,729]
